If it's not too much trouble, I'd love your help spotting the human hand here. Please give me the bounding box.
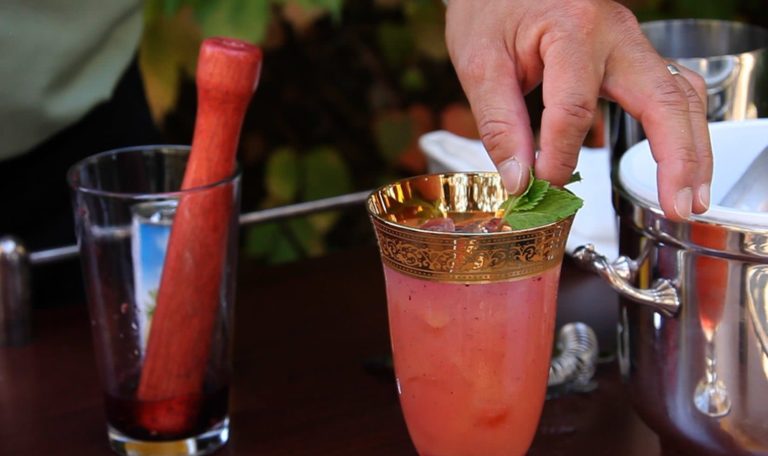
[444,0,711,220]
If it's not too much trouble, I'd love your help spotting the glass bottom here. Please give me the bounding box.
[108,418,229,456]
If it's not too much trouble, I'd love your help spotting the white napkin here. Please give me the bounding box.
[419,131,619,259]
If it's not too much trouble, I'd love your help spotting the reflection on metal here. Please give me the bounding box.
[694,286,732,420]
[548,322,598,392]
[694,347,732,418]
[747,265,768,376]
[653,312,662,331]
[744,232,768,257]
[572,244,680,317]
[20,190,373,267]
[0,237,30,346]
[611,255,636,281]
[607,181,768,453]
[28,244,80,265]
[608,19,768,166]
[367,173,573,283]
[0,190,374,347]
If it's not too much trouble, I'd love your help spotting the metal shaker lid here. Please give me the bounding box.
[619,119,768,229]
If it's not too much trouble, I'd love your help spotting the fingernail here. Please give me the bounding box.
[698,183,710,210]
[498,158,525,194]
[674,187,693,219]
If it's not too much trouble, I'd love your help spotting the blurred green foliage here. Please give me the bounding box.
[139,0,766,264]
[140,0,471,264]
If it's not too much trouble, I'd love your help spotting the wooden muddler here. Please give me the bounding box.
[137,37,262,435]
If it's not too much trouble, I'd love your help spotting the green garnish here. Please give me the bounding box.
[501,170,583,230]
[568,172,582,184]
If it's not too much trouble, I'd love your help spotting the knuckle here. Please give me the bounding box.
[453,45,494,84]
[666,148,699,169]
[540,154,577,184]
[685,72,709,113]
[678,155,700,173]
[687,71,706,94]
[552,159,577,179]
[560,2,600,30]
[682,86,706,115]
[477,115,516,155]
[552,99,596,126]
[608,3,640,30]
[652,79,688,113]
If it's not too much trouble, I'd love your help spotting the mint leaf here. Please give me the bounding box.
[499,169,535,213]
[500,172,583,231]
[532,187,584,219]
[511,179,549,212]
[503,211,562,230]
[568,172,582,184]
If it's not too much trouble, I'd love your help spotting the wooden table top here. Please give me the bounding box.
[0,246,661,455]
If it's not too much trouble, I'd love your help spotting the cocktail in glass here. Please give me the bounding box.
[68,145,240,455]
[367,173,574,456]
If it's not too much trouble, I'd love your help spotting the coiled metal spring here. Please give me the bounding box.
[548,322,599,392]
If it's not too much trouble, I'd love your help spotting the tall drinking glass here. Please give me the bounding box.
[68,145,240,455]
[367,173,573,456]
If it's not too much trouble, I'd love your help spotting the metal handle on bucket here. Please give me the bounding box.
[573,244,680,317]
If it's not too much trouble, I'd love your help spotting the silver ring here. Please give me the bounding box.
[667,63,681,76]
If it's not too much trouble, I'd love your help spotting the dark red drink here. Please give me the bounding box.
[105,386,229,441]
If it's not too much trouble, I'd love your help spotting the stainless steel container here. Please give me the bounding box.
[609,19,768,169]
[576,120,768,455]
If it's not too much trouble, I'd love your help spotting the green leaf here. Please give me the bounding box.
[307,212,339,234]
[373,113,413,164]
[400,67,426,92]
[377,23,415,67]
[196,0,272,44]
[404,0,448,61]
[301,146,353,200]
[244,218,324,264]
[500,170,584,230]
[244,222,282,258]
[265,147,299,203]
[500,168,535,214]
[503,212,562,231]
[287,217,325,256]
[533,187,584,219]
[512,179,550,212]
[287,0,345,21]
[503,187,583,230]
[568,172,582,184]
[139,2,203,122]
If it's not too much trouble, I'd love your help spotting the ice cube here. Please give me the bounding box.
[420,217,456,232]
[423,307,451,329]
[456,217,504,233]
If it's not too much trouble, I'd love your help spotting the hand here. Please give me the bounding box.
[444,0,712,220]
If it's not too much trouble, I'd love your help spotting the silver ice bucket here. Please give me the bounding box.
[609,19,768,169]
[577,120,768,454]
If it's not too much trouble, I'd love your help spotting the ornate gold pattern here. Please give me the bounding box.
[367,173,573,283]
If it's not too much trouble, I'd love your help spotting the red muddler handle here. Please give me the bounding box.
[136,37,262,435]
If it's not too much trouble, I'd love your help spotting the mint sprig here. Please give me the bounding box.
[501,171,583,230]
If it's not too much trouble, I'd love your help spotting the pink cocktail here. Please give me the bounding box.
[385,266,560,455]
[368,173,574,456]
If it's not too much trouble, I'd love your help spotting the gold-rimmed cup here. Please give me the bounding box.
[367,172,573,456]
